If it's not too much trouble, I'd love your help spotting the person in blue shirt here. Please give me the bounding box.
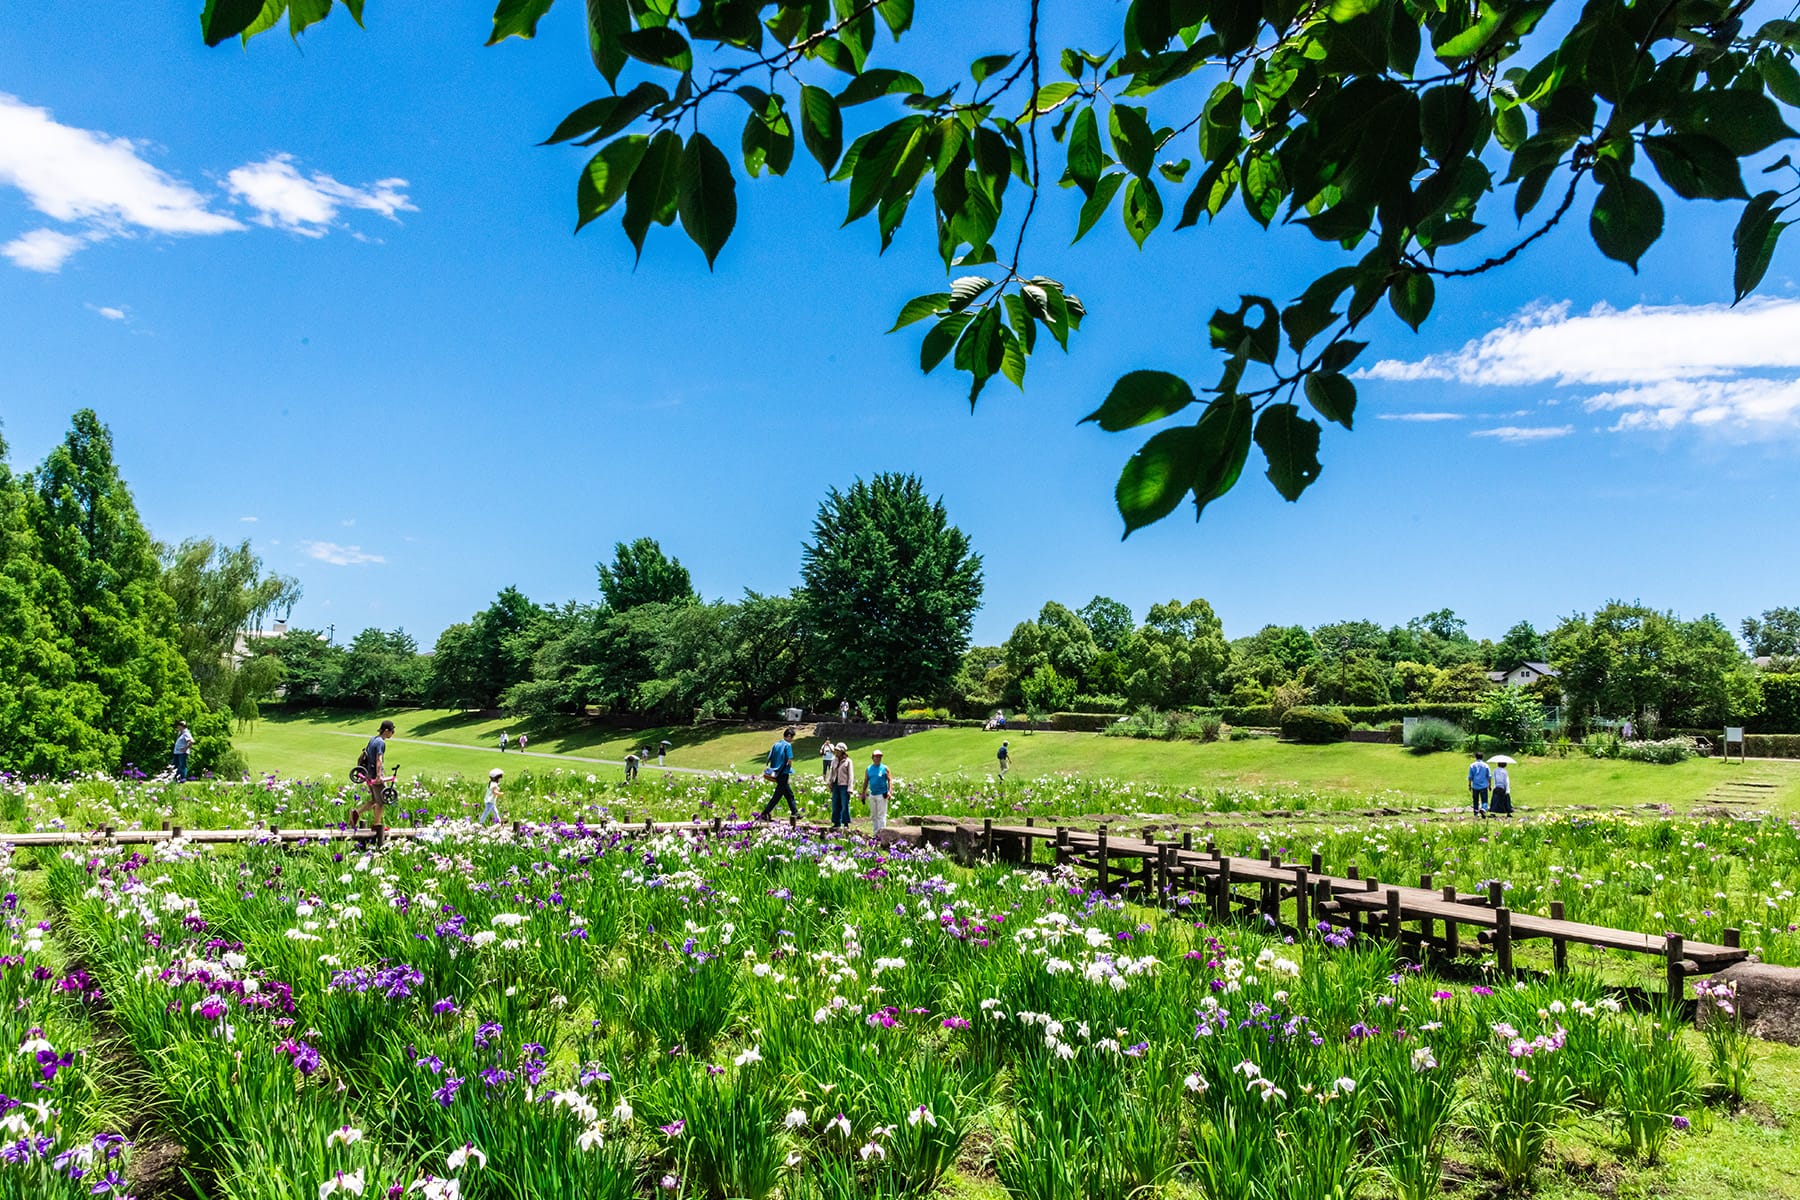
[860,748,892,833]
[171,721,193,782]
[1468,753,1492,818]
[759,727,799,820]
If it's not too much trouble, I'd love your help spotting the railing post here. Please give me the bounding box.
[1487,880,1504,908]
[1387,889,1403,946]
[1216,856,1232,920]
[1549,900,1568,974]
[1310,850,1323,875]
[1055,826,1069,865]
[1096,830,1110,893]
[1724,927,1741,949]
[1182,831,1193,851]
[1294,867,1310,931]
[1347,864,1360,882]
[1666,934,1687,1001]
[1495,907,1514,975]
[983,818,994,857]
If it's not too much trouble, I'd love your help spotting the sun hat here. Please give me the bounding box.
[835,742,849,752]
[870,748,884,757]
[489,768,504,780]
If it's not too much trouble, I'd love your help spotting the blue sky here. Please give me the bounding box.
[2,3,1796,649]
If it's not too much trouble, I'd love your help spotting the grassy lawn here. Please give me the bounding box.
[237,708,1800,813]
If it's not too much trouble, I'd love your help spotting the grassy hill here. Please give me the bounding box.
[234,708,1800,813]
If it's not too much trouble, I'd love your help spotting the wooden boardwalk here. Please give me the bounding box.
[889,817,1750,995]
[6,814,1748,996]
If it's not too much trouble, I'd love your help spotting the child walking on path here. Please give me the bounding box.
[481,768,504,824]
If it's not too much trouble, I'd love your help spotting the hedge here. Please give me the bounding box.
[1753,675,1800,733]
[1282,706,1353,743]
[1049,712,1121,733]
[1217,703,1480,727]
[1746,734,1800,759]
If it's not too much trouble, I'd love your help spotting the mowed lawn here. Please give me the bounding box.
[236,708,1800,812]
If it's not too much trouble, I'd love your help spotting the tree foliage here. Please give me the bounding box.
[161,538,302,723]
[0,413,221,774]
[1123,597,1231,709]
[426,586,550,708]
[801,472,984,720]
[598,538,698,611]
[1742,606,1800,658]
[205,0,1800,532]
[1550,601,1756,731]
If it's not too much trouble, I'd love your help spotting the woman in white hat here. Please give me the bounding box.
[481,767,504,825]
[860,748,891,833]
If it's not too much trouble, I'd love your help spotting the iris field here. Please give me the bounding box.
[2,766,1797,1198]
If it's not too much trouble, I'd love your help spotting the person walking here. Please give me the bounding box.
[840,699,850,722]
[659,738,671,766]
[350,720,396,832]
[1490,760,1513,817]
[517,732,528,753]
[821,738,834,781]
[861,748,891,834]
[624,749,640,783]
[996,739,1010,780]
[829,742,855,828]
[481,768,504,824]
[759,727,799,820]
[1467,752,1492,819]
[171,720,193,782]
[499,730,509,754]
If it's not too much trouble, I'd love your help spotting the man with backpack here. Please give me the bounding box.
[997,739,1010,780]
[758,727,798,820]
[350,720,396,833]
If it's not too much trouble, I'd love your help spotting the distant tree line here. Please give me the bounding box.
[7,413,1800,775]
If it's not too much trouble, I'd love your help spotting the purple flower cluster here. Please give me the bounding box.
[276,1037,323,1076]
[330,963,425,1000]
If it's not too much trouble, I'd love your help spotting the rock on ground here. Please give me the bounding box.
[1710,962,1800,1045]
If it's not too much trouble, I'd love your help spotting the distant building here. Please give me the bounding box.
[1486,661,1559,689]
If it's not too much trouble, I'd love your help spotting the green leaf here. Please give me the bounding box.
[1190,393,1255,518]
[946,275,996,311]
[1387,272,1435,331]
[544,82,668,146]
[1066,107,1104,195]
[1328,0,1381,20]
[1765,57,1800,108]
[971,53,1015,83]
[1320,339,1368,371]
[998,324,1027,388]
[1083,369,1198,431]
[837,69,925,106]
[1733,190,1788,300]
[487,0,556,44]
[890,293,949,331]
[1642,134,1748,201]
[576,135,648,230]
[1075,172,1126,241]
[1494,103,1528,151]
[201,0,268,46]
[876,0,914,37]
[1026,81,1079,119]
[1254,404,1323,502]
[1302,371,1357,430]
[1589,174,1664,271]
[676,132,736,268]
[622,129,682,261]
[799,86,844,176]
[920,312,974,372]
[1435,2,1502,59]
[584,0,629,87]
[1208,296,1280,364]
[844,119,922,221]
[287,0,332,37]
[1109,105,1156,178]
[620,25,692,71]
[1676,92,1799,156]
[1121,177,1163,247]
[1117,426,1203,536]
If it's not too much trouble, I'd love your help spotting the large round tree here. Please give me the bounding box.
[801,474,983,722]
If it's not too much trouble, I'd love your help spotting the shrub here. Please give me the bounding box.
[1618,737,1697,764]
[1049,712,1118,733]
[1073,693,1127,714]
[1227,725,1257,741]
[1476,688,1547,745]
[897,707,950,721]
[1196,714,1224,742]
[1404,718,1465,754]
[1281,706,1352,744]
[207,746,251,779]
[1745,733,1800,758]
[1584,732,1623,759]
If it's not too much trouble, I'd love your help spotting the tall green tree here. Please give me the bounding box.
[206,1,1800,530]
[1551,602,1753,731]
[1003,602,1099,695]
[427,586,549,708]
[17,412,219,774]
[801,473,984,721]
[1742,607,1800,658]
[335,628,427,709]
[1494,620,1550,670]
[1123,598,1231,709]
[253,627,344,707]
[1077,596,1135,653]
[598,538,698,611]
[161,538,302,723]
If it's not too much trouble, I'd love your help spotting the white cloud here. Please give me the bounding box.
[1363,298,1800,436]
[239,515,258,522]
[1376,411,1464,422]
[226,155,413,236]
[4,228,88,271]
[0,92,412,271]
[1471,424,1575,442]
[87,303,127,320]
[302,540,385,566]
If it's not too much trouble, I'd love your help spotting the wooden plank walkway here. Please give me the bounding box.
[889,817,1750,995]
